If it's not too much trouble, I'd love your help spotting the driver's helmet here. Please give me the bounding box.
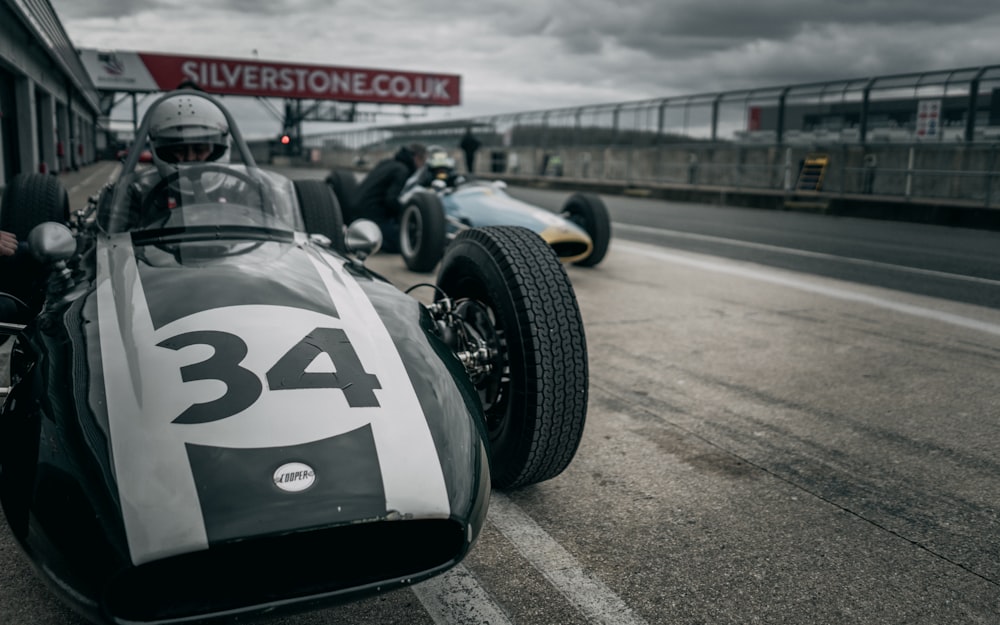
[425,147,456,182]
[148,93,229,177]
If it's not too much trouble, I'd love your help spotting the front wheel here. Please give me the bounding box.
[400,192,446,273]
[437,226,588,489]
[562,192,611,267]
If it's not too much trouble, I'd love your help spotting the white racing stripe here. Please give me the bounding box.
[616,241,1000,338]
[413,564,515,625]
[98,236,450,566]
[304,251,451,522]
[97,235,211,564]
[615,222,1000,287]
[487,493,650,625]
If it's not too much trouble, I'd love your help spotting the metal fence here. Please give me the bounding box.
[305,64,1000,207]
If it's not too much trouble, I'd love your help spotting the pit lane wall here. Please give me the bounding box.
[312,141,1000,231]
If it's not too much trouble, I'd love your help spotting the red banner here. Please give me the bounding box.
[136,52,461,106]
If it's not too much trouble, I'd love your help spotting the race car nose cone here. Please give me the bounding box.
[273,462,317,492]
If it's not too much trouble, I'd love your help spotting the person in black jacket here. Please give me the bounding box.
[354,143,426,253]
[459,127,480,174]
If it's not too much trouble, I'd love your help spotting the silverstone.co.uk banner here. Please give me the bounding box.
[79,49,461,106]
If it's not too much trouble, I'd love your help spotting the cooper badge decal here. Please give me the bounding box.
[273,462,316,492]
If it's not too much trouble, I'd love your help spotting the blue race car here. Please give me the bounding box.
[327,160,611,273]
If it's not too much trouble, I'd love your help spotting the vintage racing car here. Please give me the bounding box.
[0,91,588,624]
[326,160,612,273]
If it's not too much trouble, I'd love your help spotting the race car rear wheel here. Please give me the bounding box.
[562,192,611,267]
[0,173,69,238]
[400,192,446,273]
[436,226,588,489]
[324,169,359,224]
[295,179,346,253]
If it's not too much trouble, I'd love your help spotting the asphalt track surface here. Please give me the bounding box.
[1,163,998,624]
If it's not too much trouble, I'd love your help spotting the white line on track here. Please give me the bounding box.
[413,564,514,625]
[486,493,650,625]
[414,493,648,625]
[616,240,1000,338]
[614,222,1000,288]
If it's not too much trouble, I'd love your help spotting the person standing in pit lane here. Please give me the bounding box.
[459,127,481,174]
[353,143,427,253]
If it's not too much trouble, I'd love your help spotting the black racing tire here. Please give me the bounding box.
[294,179,346,253]
[0,173,69,238]
[324,169,359,224]
[436,226,588,489]
[562,192,611,267]
[400,192,446,273]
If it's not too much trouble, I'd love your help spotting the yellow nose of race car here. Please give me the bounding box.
[537,225,593,264]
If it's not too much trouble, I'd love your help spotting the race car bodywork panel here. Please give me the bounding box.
[441,183,593,262]
[1,231,488,622]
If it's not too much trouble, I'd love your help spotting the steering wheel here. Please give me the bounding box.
[140,163,266,216]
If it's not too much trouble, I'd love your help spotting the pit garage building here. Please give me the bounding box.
[0,0,103,187]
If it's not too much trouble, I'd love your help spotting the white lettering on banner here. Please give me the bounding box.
[352,73,370,96]
[279,68,293,91]
[244,65,258,90]
[389,76,407,98]
[332,71,350,95]
[308,71,329,93]
[221,63,241,87]
[181,60,199,84]
[210,64,225,88]
[412,77,431,99]
[170,61,454,103]
[261,66,277,90]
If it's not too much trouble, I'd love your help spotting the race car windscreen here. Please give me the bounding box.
[104,165,303,234]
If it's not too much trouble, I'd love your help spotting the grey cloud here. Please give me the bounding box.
[50,0,167,19]
[211,0,334,15]
[522,0,1000,62]
[51,0,334,20]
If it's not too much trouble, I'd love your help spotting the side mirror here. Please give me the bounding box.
[28,222,76,264]
[345,219,382,260]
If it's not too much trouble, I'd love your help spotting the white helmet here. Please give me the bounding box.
[148,93,229,165]
[425,147,455,179]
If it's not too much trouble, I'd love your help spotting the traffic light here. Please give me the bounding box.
[280,134,291,145]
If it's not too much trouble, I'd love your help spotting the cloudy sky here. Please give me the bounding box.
[50,0,1000,139]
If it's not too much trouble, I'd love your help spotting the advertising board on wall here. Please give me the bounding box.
[78,49,461,107]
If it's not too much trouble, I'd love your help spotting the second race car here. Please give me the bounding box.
[326,148,612,273]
